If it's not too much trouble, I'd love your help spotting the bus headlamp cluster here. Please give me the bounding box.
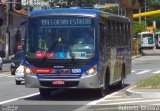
[85,65,97,76]
[24,66,32,75]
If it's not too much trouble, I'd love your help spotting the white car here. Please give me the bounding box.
[0,57,3,70]
[15,65,24,85]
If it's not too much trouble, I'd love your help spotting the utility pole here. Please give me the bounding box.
[144,0,147,28]
[5,0,9,59]
[139,8,141,24]
[117,0,120,15]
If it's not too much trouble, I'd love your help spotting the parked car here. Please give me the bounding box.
[15,65,24,85]
[0,56,3,70]
[11,51,24,75]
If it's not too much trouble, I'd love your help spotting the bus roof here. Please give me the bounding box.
[29,8,100,17]
[138,31,154,34]
[29,8,129,21]
[156,32,160,34]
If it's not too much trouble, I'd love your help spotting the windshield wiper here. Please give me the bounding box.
[49,37,63,51]
[69,47,76,65]
[41,47,49,63]
[41,37,62,63]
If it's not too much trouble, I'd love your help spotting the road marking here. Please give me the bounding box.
[89,107,118,111]
[102,98,142,102]
[0,93,39,105]
[0,74,14,78]
[107,96,121,98]
[153,70,160,74]
[74,91,119,111]
[96,99,160,105]
[135,70,151,74]
[131,70,135,73]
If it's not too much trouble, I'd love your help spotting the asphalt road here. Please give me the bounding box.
[1,48,160,111]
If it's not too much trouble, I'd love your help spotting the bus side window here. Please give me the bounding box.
[116,22,120,46]
[119,23,123,46]
[111,21,116,47]
[106,21,111,47]
[126,23,130,45]
[124,23,127,45]
[99,23,105,46]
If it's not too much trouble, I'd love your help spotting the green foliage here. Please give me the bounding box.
[135,75,160,89]
[49,0,96,8]
[147,15,160,29]
[133,21,145,36]
[147,0,160,10]
[155,29,160,33]
[98,7,125,15]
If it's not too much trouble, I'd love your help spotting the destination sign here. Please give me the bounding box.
[37,18,93,27]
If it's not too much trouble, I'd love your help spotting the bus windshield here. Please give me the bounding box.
[25,16,95,60]
[142,34,153,38]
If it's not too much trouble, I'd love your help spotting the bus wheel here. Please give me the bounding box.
[16,80,21,85]
[39,88,51,98]
[118,66,125,89]
[97,69,110,97]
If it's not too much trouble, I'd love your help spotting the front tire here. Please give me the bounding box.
[16,80,21,85]
[118,66,125,89]
[0,63,3,70]
[97,69,110,97]
[11,67,15,75]
[39,88,51,98]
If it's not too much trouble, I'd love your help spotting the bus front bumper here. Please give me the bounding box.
[24,73,101,89]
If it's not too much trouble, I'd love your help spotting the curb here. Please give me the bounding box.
[132,54,142,60]
[126,86,160,99]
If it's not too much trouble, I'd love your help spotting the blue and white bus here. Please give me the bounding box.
[23,8,131,97]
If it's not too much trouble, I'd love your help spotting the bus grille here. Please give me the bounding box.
[38,74,80,79]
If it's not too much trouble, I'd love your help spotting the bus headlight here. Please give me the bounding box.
[24,66,32,75]
[16,70,22,74]
[85,65,97,76]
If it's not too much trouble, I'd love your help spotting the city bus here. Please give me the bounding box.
[23,8,131,97]
[137,31,155,49]
[155,32,160,49]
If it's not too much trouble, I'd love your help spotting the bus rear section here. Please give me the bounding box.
[155,32,160,49]
[137,32,155,49]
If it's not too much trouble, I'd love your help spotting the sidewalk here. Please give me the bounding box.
[126,86,160,99]
[127,54,160,99]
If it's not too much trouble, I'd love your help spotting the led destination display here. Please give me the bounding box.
[37,18,93,27]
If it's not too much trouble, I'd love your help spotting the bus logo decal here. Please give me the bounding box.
[71,52,86,58]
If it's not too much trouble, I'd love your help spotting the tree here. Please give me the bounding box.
[49,0,96,8]
[146,0,160,11]
[147,15,160,29]
[133,21,145,36]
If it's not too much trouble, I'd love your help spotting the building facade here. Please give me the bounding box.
[0,1,27,57]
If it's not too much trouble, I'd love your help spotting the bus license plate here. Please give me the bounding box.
[52,80,65,85]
